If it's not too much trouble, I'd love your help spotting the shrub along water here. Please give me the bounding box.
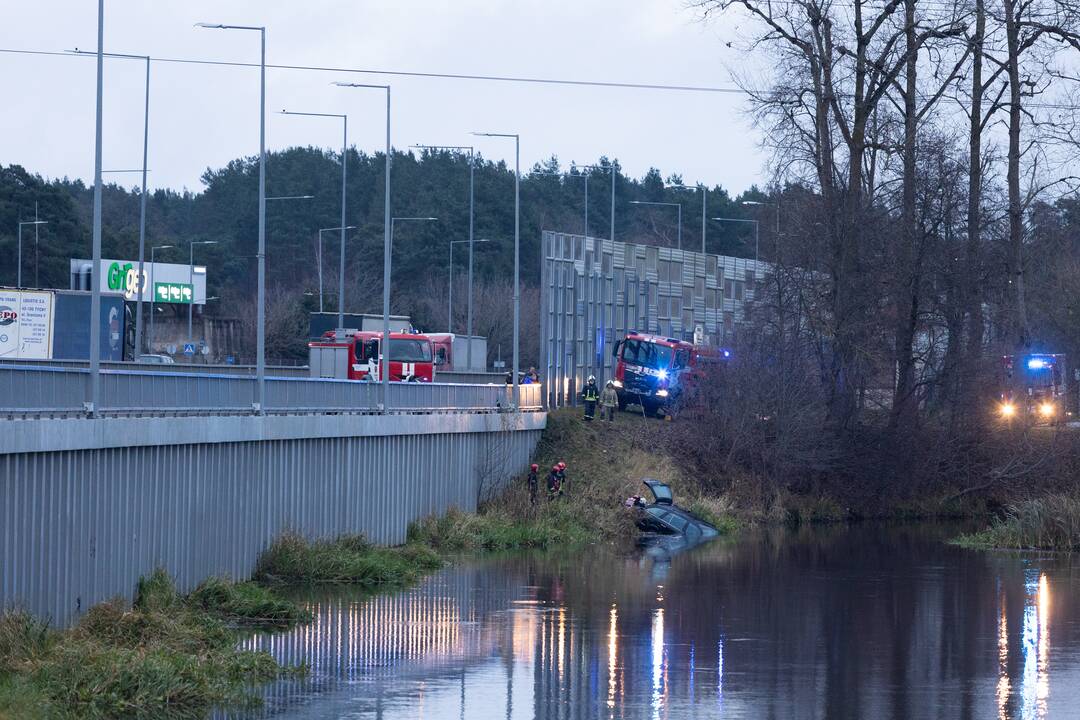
[253,532,442,586]
[954,494,1080,551]
[0,570,308,719]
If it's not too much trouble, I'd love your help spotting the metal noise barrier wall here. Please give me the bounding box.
[0,414,542,627]
[539,230,767,408]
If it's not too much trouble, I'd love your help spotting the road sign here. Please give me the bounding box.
[183,343,196,356]
[201,345,211,356]
[166,343,177,355]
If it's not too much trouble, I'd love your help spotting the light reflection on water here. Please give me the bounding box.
[225,526,1080,719]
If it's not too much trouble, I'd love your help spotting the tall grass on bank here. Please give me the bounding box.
[253,532,442,586]
[954,494,1080,551]
[0,570,306,719]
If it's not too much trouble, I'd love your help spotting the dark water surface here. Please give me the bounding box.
[235,524,1080,719]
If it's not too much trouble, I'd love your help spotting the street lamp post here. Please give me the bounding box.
[74,49,151,353]
[148,243,173,353]
[412,144,476,367]
[315,226,357,314]
[669,184,706,254]
[576,164,616,242]
[448,238,490,333]
[88,0,105,415]
[16,220,48,287]
[281,109,350,329]
[712,217,759,263]
[472,132,520,407]
[187,240,217,349]
[197,21,266,411]
[629,200,682,249]
[334,82,392,409]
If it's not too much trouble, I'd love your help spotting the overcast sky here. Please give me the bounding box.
[0,1,765,195]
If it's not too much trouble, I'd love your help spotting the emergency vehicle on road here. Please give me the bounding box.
[308,329,435,382]
[610,332,728,415]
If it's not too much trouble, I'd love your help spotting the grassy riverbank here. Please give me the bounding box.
[952,494,1080,551]
[410,409,740,550]
[0,571,309,719]
[0,409,741,719]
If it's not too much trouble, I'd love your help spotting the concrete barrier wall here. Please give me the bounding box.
[0,411,545,626]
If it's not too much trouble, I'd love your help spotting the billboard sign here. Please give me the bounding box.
[70,259,207,305]
[0,290,54,359]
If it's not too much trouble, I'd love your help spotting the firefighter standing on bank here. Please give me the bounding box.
[547,464,561,501]
[582,375,599,420]
[527,464,539,505]
[600,381,618,421]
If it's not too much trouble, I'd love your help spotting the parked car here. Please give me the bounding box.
[134,353,175,364]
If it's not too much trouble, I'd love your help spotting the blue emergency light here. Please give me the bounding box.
[1027,358,1049,370]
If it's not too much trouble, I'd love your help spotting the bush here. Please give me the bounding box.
[0,570,306,719]
[955,494,1080,551]
[254,532,442,586]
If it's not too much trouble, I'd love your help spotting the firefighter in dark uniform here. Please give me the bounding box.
[547,464,561,501]
[582,375,599,420]
[556,461,567,497]
[527,463,539,505]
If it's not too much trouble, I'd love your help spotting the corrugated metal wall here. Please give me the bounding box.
[0,423,541,627]
[540,230,767,407]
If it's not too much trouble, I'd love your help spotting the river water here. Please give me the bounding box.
[233,524,1080,719]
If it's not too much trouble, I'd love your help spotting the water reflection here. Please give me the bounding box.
[229,526,1080,719]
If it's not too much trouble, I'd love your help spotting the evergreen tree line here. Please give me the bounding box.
[0,150,771,361]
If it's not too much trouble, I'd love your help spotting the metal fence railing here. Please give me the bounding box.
[0,365,543,418]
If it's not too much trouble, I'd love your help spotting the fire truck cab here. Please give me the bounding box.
[610,333,700,415]
[308,329,435,382]
[998,353,1067,423]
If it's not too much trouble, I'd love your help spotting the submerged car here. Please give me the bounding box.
[630,478,719,542]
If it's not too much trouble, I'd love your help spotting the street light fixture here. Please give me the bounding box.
[188,240,217,347]
[315,226,357,313]
[281,109,351,329]
[629,200,682,250]
[197,20,267,411]
[668,184,707,254]
[16,220,48,287]
[712,217,759,263]
[742,199,780,235]
[334,81,393,409]
[472,131,521,407]
[448,238,491,333]
[148,243,174,353]
[412,143,478,368]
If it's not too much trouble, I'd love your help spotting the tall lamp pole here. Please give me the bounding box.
[88,0,105,415]
[712,217,759,263]
[669,184,706,254]
[74,49,152,352]
[448,238,490,333]
[335,82,392,410]
[148,243,173,353]
[576,164,616,242]
[281,109,350,329]
[472,132,520,407]
[197,21,266,411]
[412,144,476,367]
[187,240,217,348]
[315,226,356,314]
[629,200,682,250]
[16,220,48,287]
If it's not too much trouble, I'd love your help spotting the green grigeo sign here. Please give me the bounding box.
[154,282,193,304]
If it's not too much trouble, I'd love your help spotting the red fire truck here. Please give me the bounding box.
[610,332,729,415]
[308,329,435,382]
